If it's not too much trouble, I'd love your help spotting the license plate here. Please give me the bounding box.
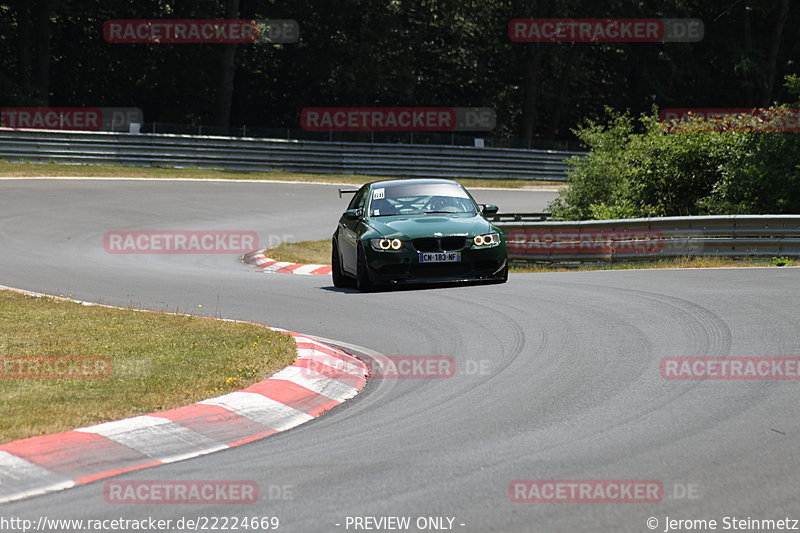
[419,252,461,263]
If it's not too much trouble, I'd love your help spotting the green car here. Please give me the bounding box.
[332,178,508,291]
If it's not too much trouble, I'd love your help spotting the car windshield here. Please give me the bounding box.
[368,183,477,217]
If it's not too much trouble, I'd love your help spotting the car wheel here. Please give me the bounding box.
[331,240,352,288]
[356,244,373,292]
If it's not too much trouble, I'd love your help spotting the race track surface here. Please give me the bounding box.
[1,179,798,533]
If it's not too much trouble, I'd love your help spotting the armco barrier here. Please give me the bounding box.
[0,128,581,181]
[496,215,800,262]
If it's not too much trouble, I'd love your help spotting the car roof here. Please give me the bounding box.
[366,178,462,188]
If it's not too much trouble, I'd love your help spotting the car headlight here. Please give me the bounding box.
[473,233,500,247]
[370,238,404,251]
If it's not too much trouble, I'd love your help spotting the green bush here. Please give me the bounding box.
[770,256,795,267]
[698,130,800,214]
[550,78,800,220]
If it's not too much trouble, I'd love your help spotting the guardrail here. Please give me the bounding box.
[489,212,552,222]
[141,122,587,152]
[495,215,800,262]
[0,128,581,181]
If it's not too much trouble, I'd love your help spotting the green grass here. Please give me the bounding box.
[0,290,296,443]
[265,239,789,272]
[769,256,796,267]
[267,240,333,264]
[0,160,563,189]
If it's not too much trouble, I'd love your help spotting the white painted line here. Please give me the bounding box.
[292,264,326,275]
[0,451,76,504]
[295,348,365,376]
[271,366,359,400]
[292,335,346,352]
[262,261,293,271]
[0,284,371,504]
[76,415,227,460]
[294,337,351,358]
[0,177,355,186]
[201,391,313,431]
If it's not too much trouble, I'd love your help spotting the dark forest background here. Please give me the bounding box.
[0,0,797,141]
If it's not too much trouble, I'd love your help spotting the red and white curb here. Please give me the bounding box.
[243,249,331,276]
[0,285,367,504]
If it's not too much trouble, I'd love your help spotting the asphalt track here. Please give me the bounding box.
[1,178,799,533]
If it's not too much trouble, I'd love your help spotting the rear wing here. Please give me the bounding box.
[338,188,359,198]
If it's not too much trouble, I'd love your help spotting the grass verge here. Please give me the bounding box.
[267,239,333,264]
[264,239,794,272]
[509,256,791,272]
[0,289,296,443]
[0,160,563,190]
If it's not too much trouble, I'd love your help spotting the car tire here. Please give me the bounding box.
[331,239,352,288]
[356,244,374,292]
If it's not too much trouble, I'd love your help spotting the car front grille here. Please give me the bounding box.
[441,237,467,251]
[412,237,467,252]
[413,238,439,252]
[410,263,471,278]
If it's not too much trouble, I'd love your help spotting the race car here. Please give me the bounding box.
[332,178,508,291]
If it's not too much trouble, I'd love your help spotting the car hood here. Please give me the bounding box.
[368,214,495,240]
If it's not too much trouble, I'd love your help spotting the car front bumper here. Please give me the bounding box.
[363,244,507,284]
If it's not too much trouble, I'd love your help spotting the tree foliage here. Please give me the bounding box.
[549,78,800,219]
[0,0,797,137]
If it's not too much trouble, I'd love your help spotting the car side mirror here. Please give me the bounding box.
[481,204,499,216]
[343,208,363,220]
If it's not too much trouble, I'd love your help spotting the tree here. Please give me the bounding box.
[550,76,800,220]
[0,0,797,137]
[215,0,239,128]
